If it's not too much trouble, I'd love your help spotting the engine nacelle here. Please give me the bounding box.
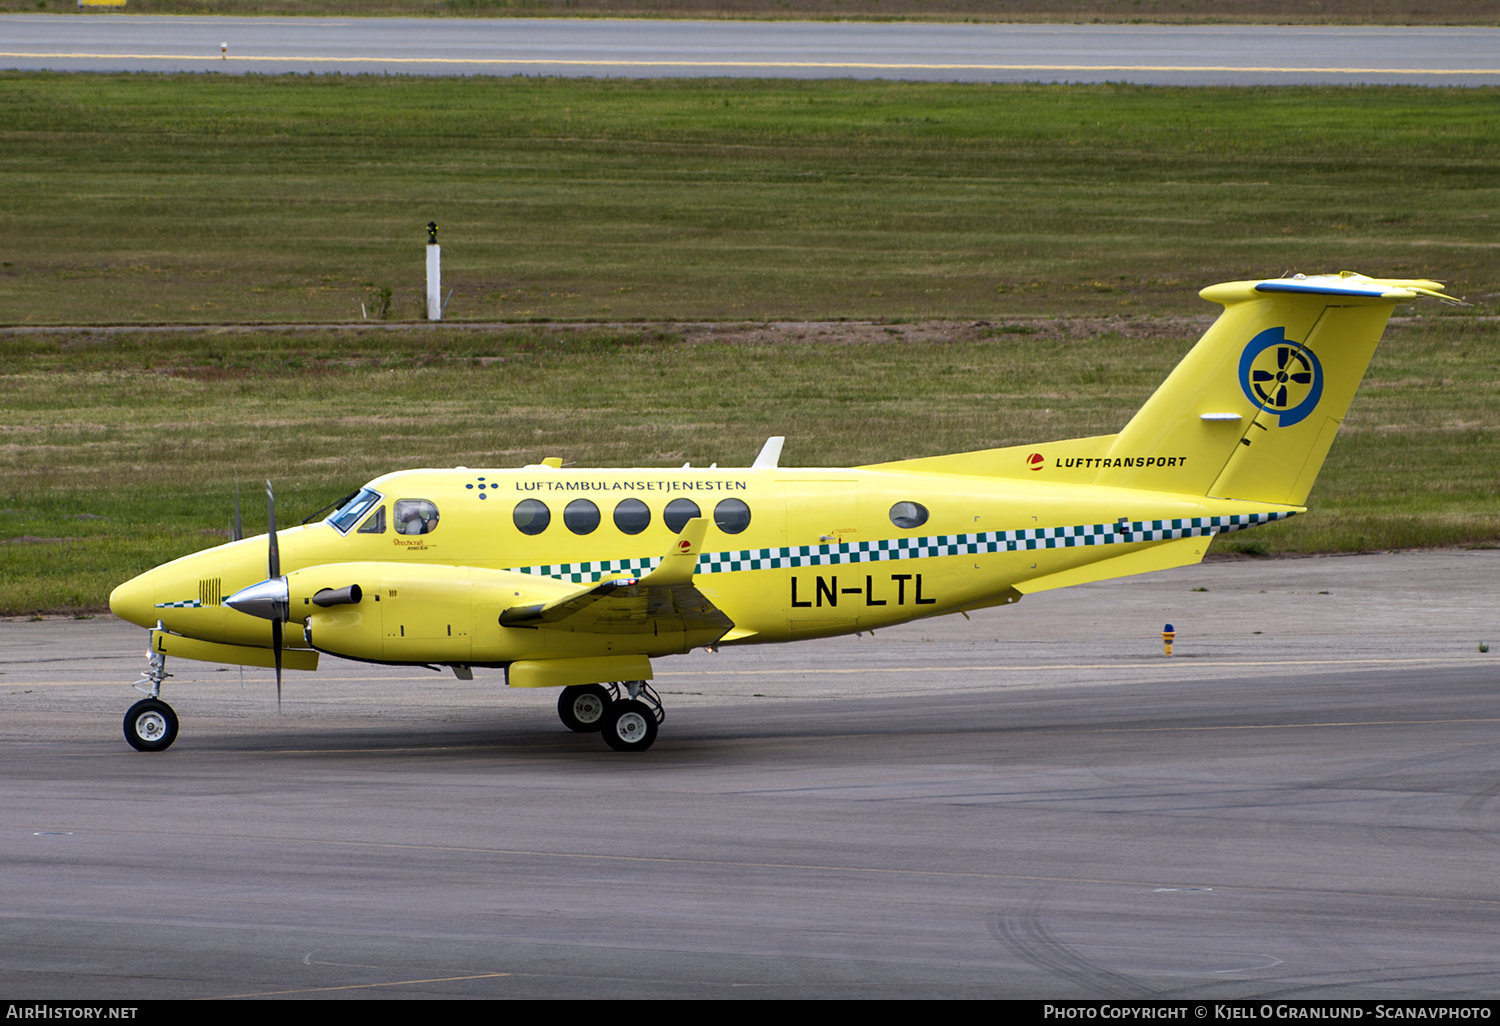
[286,562,688,666]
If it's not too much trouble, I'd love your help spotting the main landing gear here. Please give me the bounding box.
[124,648,179,752]
[557,681,664,753]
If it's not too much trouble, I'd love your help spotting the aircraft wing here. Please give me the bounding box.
[498,519,734,642]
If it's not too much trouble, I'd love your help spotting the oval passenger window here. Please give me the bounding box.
[513,498,551,536]
[889,501,928,529]
[663,498,701,533]
[564,498,600,535]
[713,498,752,535]
[613,498,650,535]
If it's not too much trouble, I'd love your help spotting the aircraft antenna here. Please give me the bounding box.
[751,436,785,469]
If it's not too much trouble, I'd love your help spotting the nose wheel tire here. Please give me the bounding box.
[558,684,612,733]
[124,698,179,752]
[601,699,658,752]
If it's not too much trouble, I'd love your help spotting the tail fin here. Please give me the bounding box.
[1095,272,1452,505]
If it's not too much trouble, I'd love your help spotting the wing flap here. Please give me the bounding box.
[498,519,735,645]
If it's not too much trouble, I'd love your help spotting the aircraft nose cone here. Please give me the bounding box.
[225,577,290,622]
[109,573,155,628]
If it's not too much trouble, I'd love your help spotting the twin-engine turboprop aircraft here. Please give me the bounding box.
[109,272,1452,752]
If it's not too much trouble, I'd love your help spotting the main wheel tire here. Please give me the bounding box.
[558,684,612,733]
[123,698,179,752]
[600,698,658,752]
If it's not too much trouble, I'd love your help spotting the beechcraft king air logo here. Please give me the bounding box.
[1238,327,1324,427]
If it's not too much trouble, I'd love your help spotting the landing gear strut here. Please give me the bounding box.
[600,680,664,753]
[124,643,179,752]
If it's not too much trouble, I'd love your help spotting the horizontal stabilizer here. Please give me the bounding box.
[1014,534,1210,595]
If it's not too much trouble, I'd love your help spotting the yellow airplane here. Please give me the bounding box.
[109,272,1452,753]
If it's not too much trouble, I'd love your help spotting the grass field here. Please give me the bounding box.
[1,73,1496,612]
[2,74,1498,325]
[8,0,1497,23]
[2,314,1496,614]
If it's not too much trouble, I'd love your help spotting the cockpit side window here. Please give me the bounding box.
[394,499,440,536]
[356,505,387,534]
[328,488,383,534]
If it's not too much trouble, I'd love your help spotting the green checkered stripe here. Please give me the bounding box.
[506,512,1292,583]
[153,599,203,609]
[510,556,660,585]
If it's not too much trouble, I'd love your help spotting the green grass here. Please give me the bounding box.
[2,74,1498,325]
[1,316,1496,614]
[1,74,1497,611]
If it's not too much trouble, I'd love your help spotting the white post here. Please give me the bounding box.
[426,241,441,322]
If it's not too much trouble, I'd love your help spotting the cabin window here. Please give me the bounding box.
[664,498,701,533]
[513,498,551,536]
[357,505,387,534]
[613,498,650,535]
[889,501,929,529]
[394,499,440,536]
[327,488,382,534]
[564,498,600,535]
[714,498,751,535]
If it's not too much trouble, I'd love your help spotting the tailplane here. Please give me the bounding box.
[1095,272,1451,504]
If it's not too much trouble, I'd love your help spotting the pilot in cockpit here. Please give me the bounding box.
[394,499,440,536]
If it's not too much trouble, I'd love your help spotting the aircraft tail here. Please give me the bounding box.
[1091,272,1450,505]
[861,272,1451,501]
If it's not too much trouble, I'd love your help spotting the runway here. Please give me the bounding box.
[2,15,1499,84]
[3,551,1498,997]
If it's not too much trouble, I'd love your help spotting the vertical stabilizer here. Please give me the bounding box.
[1095,273,1449,505]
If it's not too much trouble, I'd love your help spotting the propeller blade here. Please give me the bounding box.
[271,619,283,713]
[266,480,280,580]
[232,479,243,542]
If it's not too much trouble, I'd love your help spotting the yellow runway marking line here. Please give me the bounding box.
[0,674,450,687]
[1,655,1478,687]
[1079,716,1500,734]
[659,655,1480,676]
[1,53,1496,75]
[208,972,512,999]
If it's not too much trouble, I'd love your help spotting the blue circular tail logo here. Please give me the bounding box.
[1238,327,1323,427]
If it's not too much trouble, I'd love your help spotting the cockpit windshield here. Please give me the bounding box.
[327,488,383,534]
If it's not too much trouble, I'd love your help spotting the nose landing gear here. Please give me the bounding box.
[124,643,179,752]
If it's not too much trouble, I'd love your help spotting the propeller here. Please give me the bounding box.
[223,480,291,712]
[233,479,245,693]
[267,480,282,712]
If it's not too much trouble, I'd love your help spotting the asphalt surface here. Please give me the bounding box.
[3,550,1498,998]
[3,16,1499,84]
